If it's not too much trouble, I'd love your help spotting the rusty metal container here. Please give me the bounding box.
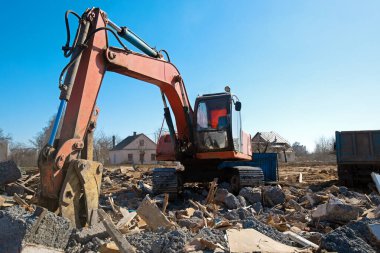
[335,130,380,186]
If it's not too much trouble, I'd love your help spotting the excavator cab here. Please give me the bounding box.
[194,90,249,159]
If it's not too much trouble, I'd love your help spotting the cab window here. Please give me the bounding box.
[196,97,229,151]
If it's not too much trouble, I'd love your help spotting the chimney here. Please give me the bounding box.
[112,135,116,148]
[133,131,137,136]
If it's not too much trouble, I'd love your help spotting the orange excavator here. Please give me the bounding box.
[37,8,263,227]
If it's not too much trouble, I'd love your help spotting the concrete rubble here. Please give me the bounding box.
[0,160,21,185]
[0,163,380,252]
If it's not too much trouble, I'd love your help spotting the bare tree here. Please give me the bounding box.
[154,127,169,143]
[93,131,113,165]
[9,142,37,167]
[30,115,55,150]
[292,142,308,157]
[0,128,12,141]
[314,136,335,154]
[313,136,335,161]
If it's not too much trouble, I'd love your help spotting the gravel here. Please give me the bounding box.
[242,218,296,246]
[127,228,190,253]
[0,205,72,252]
[320,218,380,253]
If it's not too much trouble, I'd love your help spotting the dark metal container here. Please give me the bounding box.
[335,130,380,186]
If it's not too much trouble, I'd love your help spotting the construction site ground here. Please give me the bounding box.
[0,161,379,253]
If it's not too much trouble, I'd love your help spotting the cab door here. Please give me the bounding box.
[194,94,232,152]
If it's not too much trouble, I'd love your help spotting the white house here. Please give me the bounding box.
[109,132,157,165]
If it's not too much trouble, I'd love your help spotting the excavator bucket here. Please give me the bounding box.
[59,159,103,228]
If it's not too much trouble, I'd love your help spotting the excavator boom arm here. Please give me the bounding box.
[39,8,193,201]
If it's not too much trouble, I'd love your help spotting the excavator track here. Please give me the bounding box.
[152,168,182,198]
[230,166,264,193]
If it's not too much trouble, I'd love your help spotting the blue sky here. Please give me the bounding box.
[0,1,379,151]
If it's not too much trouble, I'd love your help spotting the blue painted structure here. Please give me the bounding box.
[48,100,67,146]
[219,153,278,182]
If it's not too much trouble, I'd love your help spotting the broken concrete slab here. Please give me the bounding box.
[223,193,240,209]
[74,222,108,243]
[214,188,229,203]
[125,228,190,253]
[136,195,174,231]
[285,199,303,212]
[242,218,295,246]
[0,160,21,185]
[320,218,380,253]
[0,205,72,252]
[226,229,299,253]
[178,217,204,230]
[312,198,363,222]
[22,243,64,253]
[238,187,262,204]
[368,223,380,243]
[263,186,285,207]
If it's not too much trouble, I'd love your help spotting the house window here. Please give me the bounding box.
[128,154,133,162]
[151,154,156,161]
[139,140,144,146]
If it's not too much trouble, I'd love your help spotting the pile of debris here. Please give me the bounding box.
[1,161,380,253]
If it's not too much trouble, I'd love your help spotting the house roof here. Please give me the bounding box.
[111,133,157,151]
[252,131,291,145]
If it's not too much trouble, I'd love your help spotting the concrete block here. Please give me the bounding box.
[0,160,21,185]
[368,223,380,242]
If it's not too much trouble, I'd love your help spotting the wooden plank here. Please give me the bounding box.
[206,178,218,204]
[21,173,40,185]
[136,195,174,231]
[162,193,169,213]
[25,208,48,242]
[0,195,5,206]
[99,242,120,253]
[13,193,28,206]
[283,231,319,249]
[116,211,137,230]
[188,199,213,218]
[98,209,136,253]
[15,182,35,194]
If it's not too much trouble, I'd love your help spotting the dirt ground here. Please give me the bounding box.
[279,162,338,185]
